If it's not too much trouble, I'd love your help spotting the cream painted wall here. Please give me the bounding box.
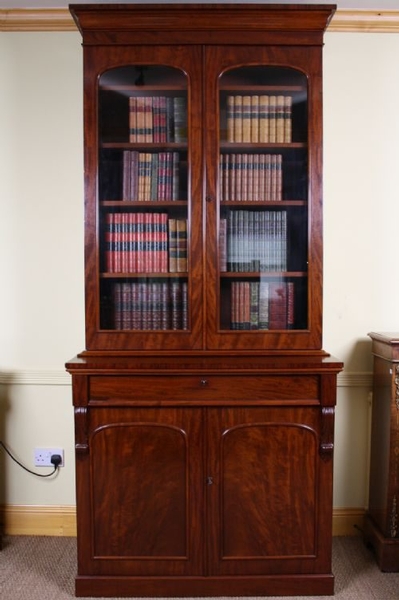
[323,32,399,506]
[0,32,84,505]
[1,30,399,509]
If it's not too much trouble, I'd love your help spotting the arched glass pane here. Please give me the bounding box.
[218,66,308,332]
[97,65,189,332]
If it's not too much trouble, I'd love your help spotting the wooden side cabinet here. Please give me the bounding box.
[364,332,399,571]
[66,354,342,597]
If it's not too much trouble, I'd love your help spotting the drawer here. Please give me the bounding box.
[89,374,320,404]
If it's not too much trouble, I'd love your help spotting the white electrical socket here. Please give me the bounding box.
[34,447,64,467]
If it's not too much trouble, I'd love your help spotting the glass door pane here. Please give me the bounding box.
[218,66,308,333]
[98,65,190,333]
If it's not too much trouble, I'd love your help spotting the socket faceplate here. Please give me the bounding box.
[34,447,64,467]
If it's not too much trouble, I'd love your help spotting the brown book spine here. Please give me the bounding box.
[121,282,132,330]
[251,95,259,143]
[172,152,180,201]
[230,281,238,329]
[284,96,292,143]
[258,280,269,329]
[269,95,277,143]
[176,219,188,272]
[227,95,234,142]
[276,95,285,143]
[231,156,237,202]
[241,154,248,201]
[144,96,153,142]
[113,213,122,273]
[259,95,269,143]
[242,95,251,143]
[159,213,169,273]
[220,154,227,202]
[259,154,266,201]
[234,154,241,202]
[242,281,251,330]
[161,282,170,330]
[250,281,260,329]
[277,154,283,201]
[171,280,182,330]
[135,97,146,143]
[168,218,177,273]
[265,154,272,201]
[112,282,122,329]
[129,96,137,143]
[234,95,243,142]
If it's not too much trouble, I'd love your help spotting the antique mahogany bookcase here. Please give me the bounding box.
[66,4,343,597]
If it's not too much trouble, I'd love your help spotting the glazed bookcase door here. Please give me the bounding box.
[84,46,203,350]
[205,46,323,351]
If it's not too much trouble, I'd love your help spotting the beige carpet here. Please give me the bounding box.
[1,535,399,599]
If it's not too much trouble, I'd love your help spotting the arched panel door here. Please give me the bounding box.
[206,406,333,576]
[79,407,204,576]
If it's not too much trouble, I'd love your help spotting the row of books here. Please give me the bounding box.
[220,153,283,202]
[220,210,287,273]
[230,280,294,330]
[122,151,181,201]
[226,95,292,144]
[110,280,188,330]
[129,95,187,143]
[104,213,187,273]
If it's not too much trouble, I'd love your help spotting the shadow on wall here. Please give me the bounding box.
[343,337,374,373]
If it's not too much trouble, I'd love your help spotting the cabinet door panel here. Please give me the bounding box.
[206,407,332,575]
[77,407,204,576]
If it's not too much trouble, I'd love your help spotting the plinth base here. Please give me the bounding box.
[364,513,399,572]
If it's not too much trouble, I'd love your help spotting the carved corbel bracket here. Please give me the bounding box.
[320,406,335,460]
[74,407,89,455]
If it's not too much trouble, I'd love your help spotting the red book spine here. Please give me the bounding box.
[104,213,114,273]
[113,213,122,273]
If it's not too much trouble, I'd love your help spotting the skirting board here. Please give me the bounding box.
[1,505,364,538]
[1,505,77,537]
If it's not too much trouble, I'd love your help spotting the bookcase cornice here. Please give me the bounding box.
[1,8,399,33]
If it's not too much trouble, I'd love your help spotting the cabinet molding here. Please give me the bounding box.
[1,9,399,33]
